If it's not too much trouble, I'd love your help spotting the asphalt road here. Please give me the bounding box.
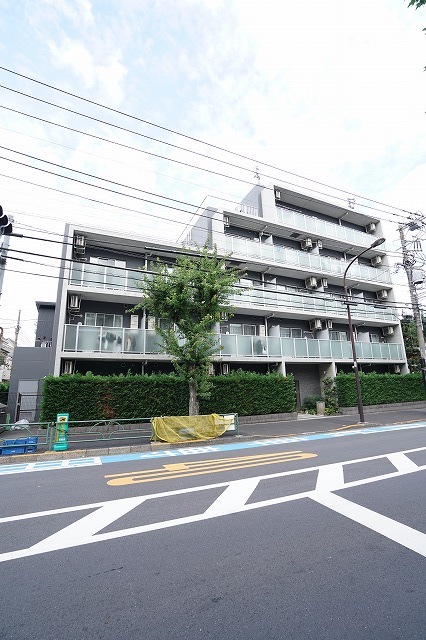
[0,421,425,640]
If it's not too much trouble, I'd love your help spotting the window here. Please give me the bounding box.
[229,323,256,335]
[280,327,303,338]
[85,313,123,327]
[369,333,380,343]
[90,257,126,268]
[330,331,349,341]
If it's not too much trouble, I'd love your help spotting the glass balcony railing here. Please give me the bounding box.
[217,236,391,285]
[274,205,378,249]
[69,263,144,292]
[63,325,404,361]
[230,289,397,322]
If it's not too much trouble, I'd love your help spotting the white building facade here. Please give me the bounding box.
[53,184,408,407]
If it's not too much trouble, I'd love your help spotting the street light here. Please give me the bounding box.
[343,237,386,423]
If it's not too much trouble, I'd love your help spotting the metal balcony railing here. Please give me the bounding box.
[62,325,404,361]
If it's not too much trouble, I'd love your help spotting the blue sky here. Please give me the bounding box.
[0,0,425,344]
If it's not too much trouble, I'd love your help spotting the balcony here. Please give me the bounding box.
[230,289,397,323]
[275,205,378,249]
[62,325,404,361]
[69,262,143,293]
[217,236,391,285]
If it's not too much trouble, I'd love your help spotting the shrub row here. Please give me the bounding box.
[335,372,426,407]
[0,381,9,406]
[40,371,297,422]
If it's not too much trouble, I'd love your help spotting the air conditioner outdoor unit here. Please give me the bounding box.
[316,240,323,250]
[389,364,401,374]
[224,215,230,228]
[63,360,75,375]
[382,326,394,336]
[208,363,215,376]
[371,255,382,267]
[68,295,81,312]
[301,238,313,251]
[305,276,318,289]
[322,319,333,330]
[365,223,376,234]
[320,278,328,289]
[222,363,230,375]
[275,190,281,199]
[376,289,388,300]
[73,235,86,254]
[309,318,322,331]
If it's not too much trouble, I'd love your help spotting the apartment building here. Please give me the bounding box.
[52,183,408,407]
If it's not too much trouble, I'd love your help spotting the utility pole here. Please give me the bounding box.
[14,309,21,347]
[399,223,426,391]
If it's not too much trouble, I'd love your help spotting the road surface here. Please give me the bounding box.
[0,421,425,639]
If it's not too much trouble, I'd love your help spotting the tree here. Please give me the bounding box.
[132,245,241,415]
[406,0,426,56]
[401,316,426,370]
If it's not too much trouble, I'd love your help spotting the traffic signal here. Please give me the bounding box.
[0,206,12,235]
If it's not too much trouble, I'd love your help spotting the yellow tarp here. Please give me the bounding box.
[152,413,234,443]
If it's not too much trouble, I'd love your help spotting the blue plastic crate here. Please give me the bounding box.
[27,436,38,445]
[3,439,16,446]
[25,445,37,453]
[0,446,26,456]
[15,438,30,445]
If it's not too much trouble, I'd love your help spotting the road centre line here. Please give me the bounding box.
[0,421,425,477]
[0,446,425,562]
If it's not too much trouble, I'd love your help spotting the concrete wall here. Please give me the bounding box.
[7,347,53,421]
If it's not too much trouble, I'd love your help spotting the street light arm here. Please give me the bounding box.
[343,238,385,294]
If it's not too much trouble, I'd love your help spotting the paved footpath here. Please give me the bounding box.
[0,405,424,468]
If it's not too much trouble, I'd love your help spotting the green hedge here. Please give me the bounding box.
[0,381,9,406]
[40,372,296,421]
[335,372,426,407]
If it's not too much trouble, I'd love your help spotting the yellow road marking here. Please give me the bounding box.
[333,423,363,431]
[105,450,317,486]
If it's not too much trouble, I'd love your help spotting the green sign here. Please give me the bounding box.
[53,413,70,451]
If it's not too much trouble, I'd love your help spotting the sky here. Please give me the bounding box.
[0,0,425,345]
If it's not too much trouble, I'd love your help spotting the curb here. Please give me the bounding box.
[0,433,263,464]
[0,423,383,465]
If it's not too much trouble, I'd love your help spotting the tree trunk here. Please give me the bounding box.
[188,380,199,416]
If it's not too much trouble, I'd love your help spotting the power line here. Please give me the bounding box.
[3,245,412,315]
[0,100,410,224]
[0,66,414,217]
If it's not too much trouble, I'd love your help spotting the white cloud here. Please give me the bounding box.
[48,37,127,105]
[44,0,95,27]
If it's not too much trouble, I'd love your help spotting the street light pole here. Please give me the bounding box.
[343,237,385,424]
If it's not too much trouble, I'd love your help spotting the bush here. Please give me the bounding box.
[0,381,9,405]
[301,395,324,412]
[40,371,297,421]
[335,372,426,407]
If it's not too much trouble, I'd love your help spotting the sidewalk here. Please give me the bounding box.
[1,404,424,465]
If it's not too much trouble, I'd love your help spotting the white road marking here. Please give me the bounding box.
[29,496,146,554]
[204,477,260,516]
[0,446,425,562]
[387,452,420,473]
[311,491,426,558]
[316,463,345,491]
